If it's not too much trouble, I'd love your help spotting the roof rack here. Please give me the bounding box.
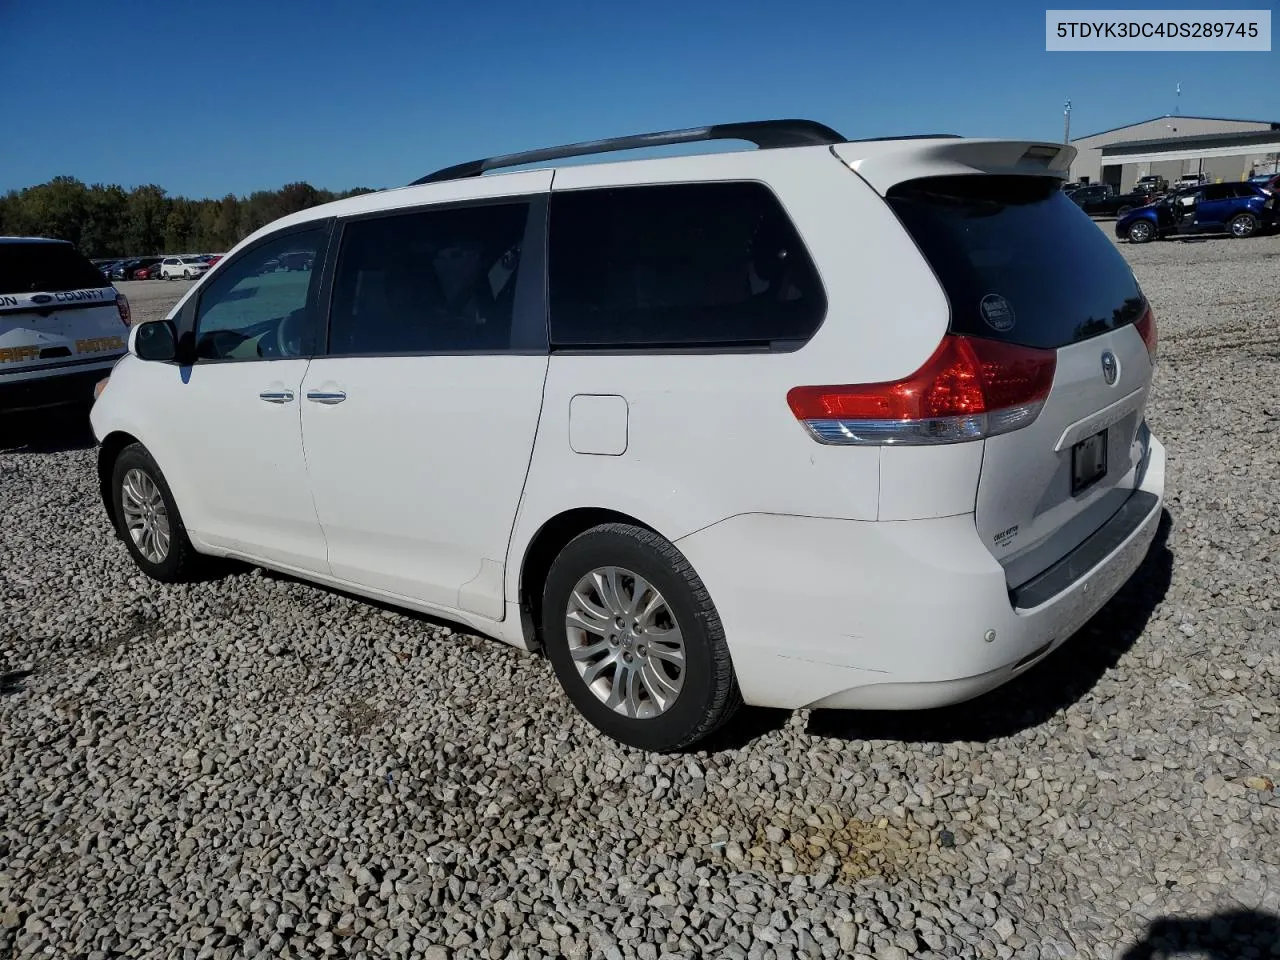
[411,119,847,185]
[845,134,963,142]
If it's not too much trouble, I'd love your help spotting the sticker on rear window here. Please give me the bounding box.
[980,294,1016,332]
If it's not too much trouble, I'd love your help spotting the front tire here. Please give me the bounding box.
[1116,205,1133,217]
[111,443,200,582]
[1127,219,1155,243]
[541,523,741,752]
[1229,213,1258,238]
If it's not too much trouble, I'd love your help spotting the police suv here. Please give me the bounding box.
[1,237,131,413]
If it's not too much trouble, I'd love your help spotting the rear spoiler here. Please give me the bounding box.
[833,139,1076,196]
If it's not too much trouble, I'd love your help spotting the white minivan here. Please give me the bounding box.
[90,120,1165,750]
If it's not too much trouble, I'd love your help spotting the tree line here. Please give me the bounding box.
[0,177,377,259]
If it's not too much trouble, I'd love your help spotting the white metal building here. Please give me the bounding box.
[1068,115,1280,190]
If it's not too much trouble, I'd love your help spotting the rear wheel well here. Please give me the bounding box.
[519,508,656,652]
[97,431,140,533]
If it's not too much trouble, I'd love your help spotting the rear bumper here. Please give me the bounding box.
[0,360,119,413]
[675,433,1166,710]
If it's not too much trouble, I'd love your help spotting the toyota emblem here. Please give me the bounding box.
[1101,350,1119,386]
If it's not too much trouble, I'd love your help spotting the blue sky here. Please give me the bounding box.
[3,0,1275,197]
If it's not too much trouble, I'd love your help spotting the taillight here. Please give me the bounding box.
[787,335,1057,446]
[115,292,131,327]
[1134,305,1157,363]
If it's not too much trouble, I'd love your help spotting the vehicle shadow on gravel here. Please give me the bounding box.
[0,670,33,696]
[683,706,793,753]
[1120,909,1280,959]
[0,408,96,454]
[806,509,1174,745]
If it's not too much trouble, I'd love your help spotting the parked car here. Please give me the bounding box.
[111,257,162,281]
[91,120,1165,751]
[1116,181,1278,242]
[1134,175,1168,194]
[1070,183,1157,217]
[160,256,211,280]
[109,259,140,281]
[134,264,161,280]
[0,238,131,413]
[1175,173,1208,188]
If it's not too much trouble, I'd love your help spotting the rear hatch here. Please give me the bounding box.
[0,240,128,376]
[885,174,1157,591]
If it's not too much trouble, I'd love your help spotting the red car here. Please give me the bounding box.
[133,265,159,280]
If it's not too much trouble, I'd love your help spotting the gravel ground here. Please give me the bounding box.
[2,234,1278,960]
[117,278,197,326]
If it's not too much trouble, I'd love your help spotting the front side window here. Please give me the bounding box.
[193,226,326,361]
[548,182,826,350]
[1201,184,1232,202]
[327,202,529,355]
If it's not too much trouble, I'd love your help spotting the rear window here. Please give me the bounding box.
[0,242,112,295]
[549,182,826,350]
[887,175,1144,350]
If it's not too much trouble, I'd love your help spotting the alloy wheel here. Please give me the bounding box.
[1231,217,1255,238]
[120,468,171,564]
[564,566,686,719]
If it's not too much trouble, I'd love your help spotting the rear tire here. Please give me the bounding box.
[540,523,741,752]
[110,443,201,582]
[1127,220,1155,243]
[1228,213,1258,239]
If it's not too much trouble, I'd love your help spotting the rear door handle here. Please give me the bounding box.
[306,390,347,404]
[259,390,295,403]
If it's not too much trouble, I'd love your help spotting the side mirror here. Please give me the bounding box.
[134,320,178,362]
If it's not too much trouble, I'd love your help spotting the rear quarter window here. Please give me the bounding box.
[887,175,1145,350]
[0,242,112,295]
[548,181,826,350]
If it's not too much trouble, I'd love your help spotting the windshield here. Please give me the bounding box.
[887,175,1145,350]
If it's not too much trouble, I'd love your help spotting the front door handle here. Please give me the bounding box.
[259,390,295,403]
[306,390,347,404]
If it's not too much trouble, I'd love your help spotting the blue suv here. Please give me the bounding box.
[1117,181,1277,243]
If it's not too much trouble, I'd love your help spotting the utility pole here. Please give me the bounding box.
[1063,99,1072,144]
[1175,81,1181,116]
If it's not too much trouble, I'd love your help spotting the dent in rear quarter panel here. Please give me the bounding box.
[877,441,985,520]
[504,147,955,612]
